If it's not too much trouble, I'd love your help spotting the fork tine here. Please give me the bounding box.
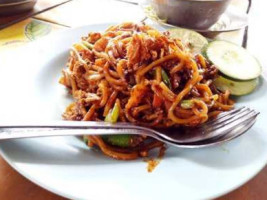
[196,107,251,133]
[204,106,246,126]
[214,117,258,143]
[171,117,258,148]
[157,107,258,144]
[198,115,258,145]
[206,108,252,129]
[205,111,259,136]
[186,112,259,144]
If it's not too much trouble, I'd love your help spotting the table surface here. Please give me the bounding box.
[0,0,266,199]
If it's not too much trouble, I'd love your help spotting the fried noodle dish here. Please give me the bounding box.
[60,22,234,160]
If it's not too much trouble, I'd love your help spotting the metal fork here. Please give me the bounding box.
[0,107,259,148]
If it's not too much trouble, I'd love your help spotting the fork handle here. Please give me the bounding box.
[0,127,139,140]
[0,121,160,140]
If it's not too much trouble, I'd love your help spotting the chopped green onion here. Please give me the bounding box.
[181,100,194,109]
[103,102,130,147]
[79,43,88,50]
[83,135,88,144]
[102,135,131,148]
[161,69,172,89]
[73,43,88,51]
[104,102,119,123]
[211,94,219,101]
[82,40,94,50]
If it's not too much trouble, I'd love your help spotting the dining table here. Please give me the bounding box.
[0,0,266,199]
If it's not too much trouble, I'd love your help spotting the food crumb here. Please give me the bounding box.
[144,145,166,173]
[146,158,160,173]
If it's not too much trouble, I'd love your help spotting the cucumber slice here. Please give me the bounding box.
[206,41,261,80]
[168,28,208,55]
[214,75,259,96]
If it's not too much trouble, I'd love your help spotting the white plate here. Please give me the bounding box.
[0,23,267,200]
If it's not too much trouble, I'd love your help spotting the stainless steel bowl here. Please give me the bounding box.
[0,0,37,16]
[151,0,232,30]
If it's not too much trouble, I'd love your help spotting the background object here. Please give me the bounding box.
[0,0,71,29]
[149,0,231,29]
[0,0,37,16]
